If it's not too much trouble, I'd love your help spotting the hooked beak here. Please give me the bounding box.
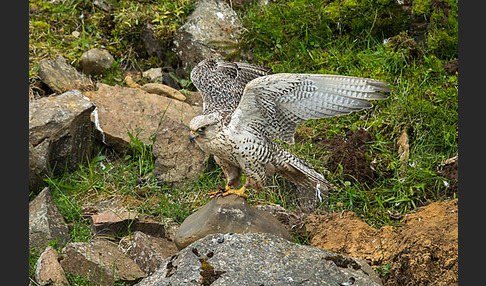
[189,131,198,142]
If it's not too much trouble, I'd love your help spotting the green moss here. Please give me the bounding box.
[384,31,422,65]
[321,0,410,38]
[409,0,458,59]
[411,0,431,16]
[427,28,457,59]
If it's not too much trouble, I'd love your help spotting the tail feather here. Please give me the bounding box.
[272,146,329,202]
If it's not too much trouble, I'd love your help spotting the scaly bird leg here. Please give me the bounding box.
[206,185,227,198]
[207,185,248,199]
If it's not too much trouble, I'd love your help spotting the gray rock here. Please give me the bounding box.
[83,83,202,154]
[122,231,179,275]
[29,90,95,193]
[256,203,306,229]
[29,188,70,253]
[93,0,113,12]
[143,23,168,60]
[60,238,146,286]
[38,56,94,94]
[79,48,115,76]
[174,195,292,250]
[173,0,244,74]
[142,67,164,82]
[35,246,69,286]
[152,116,207,186]
[136,233,383,286]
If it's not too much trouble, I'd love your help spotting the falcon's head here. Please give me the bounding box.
[189,113,220,145]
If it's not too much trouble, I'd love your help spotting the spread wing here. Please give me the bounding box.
[228,73,391,144]
[190,59,273,115]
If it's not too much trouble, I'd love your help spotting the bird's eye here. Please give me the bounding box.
[197,126,207,133]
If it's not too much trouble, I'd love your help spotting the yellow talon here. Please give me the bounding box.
[207,185,248,199]
[222,186,247,198]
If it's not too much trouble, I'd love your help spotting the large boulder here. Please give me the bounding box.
[83,83,206,185]
[29,188,70,253]
[174,194,292,250]
[136,232,383,285]
[83,83,201,153]
[29,90,96,193]
[172,0,244,74]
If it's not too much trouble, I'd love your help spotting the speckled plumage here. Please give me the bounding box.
[189,59,391,201]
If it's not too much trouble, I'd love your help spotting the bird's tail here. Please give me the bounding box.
[271,145,329,202]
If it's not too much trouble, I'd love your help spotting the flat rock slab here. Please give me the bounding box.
[174,195,292,250]
[89,208,140,239]
[83,195,167,239]
[83,83,201,153]
[29,90,96,192]
[38,55,94,94]
[29,188,70,253]
[61,238,146,286]
[136,232,383,286]
[35,246,69,286]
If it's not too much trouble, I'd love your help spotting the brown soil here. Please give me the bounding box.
[306,199,458,285]
[438,157,458,196]
[312,128,380,185]
[442,59,458,74]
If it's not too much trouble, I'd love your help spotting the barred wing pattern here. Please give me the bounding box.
[190,59,273,115]
[230,73,391,144]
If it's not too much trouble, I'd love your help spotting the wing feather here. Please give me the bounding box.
[230,73,391,144]
[190,59,273,115]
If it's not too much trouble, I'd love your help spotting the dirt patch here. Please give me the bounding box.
[306,199,458,285]
[442,59,458,74]
[312,129,378,185]
[438,156,458,196]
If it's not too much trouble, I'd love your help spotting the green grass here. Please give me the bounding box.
[29,0,457,283]
[29,0,196,97]
[236,0,457,227]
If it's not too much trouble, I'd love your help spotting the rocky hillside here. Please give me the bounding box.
[29,0,458,285]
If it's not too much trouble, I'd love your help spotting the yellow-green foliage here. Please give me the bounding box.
[411,0,431,15]
[412,0,458,59]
